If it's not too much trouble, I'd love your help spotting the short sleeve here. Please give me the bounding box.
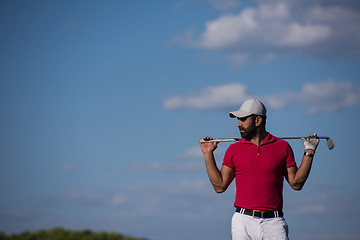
[222,145,235,169]
[286,144,297,168]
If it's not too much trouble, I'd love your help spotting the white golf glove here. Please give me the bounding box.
[301,133,320,151]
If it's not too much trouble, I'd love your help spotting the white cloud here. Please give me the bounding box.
[279,23,331,47]
[164,83,252,110]
[170,1,360,63]
[200,8,258,49]
[198,2,333,49]
[164,80,360,114]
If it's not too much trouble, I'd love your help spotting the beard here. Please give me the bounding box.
[239,123,257,141]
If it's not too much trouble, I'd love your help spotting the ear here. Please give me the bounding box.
[254,116,263,127]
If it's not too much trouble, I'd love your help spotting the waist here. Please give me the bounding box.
[235,207,283,219]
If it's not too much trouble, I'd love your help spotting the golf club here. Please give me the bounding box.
[200,136,334,150]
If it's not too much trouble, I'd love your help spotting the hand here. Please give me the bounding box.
[301,133,320,151]
[200,136,218,153]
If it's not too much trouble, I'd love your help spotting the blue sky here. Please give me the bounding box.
[1,0,360,240]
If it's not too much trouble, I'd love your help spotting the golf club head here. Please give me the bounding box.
[326,137,334,150]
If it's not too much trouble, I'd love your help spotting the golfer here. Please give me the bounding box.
[200,98,319,240]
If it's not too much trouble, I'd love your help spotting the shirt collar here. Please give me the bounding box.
[239,133,276,146]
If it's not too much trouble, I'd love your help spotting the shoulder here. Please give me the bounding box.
[268,134,292,149]
[268,134,295,161]
[227,142,239,151]
[225,141,245,154]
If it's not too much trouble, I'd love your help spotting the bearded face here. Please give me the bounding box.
[238,116,258,141]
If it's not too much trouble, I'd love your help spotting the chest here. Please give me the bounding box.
[231,145,286,175]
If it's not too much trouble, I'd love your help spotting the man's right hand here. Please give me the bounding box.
[200,136,218,153]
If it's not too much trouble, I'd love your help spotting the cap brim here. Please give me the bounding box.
[229,110,252,118]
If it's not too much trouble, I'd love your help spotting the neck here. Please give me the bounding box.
[250,129,268,146]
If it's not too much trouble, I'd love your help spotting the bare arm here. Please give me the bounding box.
[200,137,235,193]
[285,149,314,191]
[286,134,319,191]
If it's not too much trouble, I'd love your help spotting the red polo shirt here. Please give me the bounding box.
[222,133,296,211]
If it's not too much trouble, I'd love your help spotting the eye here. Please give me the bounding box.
[237,116,248,122]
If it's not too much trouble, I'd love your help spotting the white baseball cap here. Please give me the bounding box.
[229,99,267,118]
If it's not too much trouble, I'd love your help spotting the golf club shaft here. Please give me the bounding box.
[200,136,334,150]
[280,137,329,140]
[201,136,326,142]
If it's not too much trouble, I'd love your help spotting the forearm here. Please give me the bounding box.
[203,152,226,192]
[292,150,315,190]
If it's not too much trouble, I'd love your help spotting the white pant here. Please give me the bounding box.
[232,212,289,240]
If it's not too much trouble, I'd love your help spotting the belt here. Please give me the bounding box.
[235,207,283,219]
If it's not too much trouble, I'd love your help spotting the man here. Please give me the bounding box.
[200,98,319,240]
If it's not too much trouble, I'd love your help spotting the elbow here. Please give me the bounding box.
[214,186,227,193]
[291,183,304,191]
[292,186,303,191]
[215,189,225,194]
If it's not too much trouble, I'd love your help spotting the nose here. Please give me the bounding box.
[237,119,242,127]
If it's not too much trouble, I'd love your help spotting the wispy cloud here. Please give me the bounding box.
[298,234,360,240]
[205,0,241,11]
[131,160,204,172]
[293,204,327,215]
[131,159,204,172]
[0,210,38,223]
[264,79,360,114]
[174,0,241,12]
[18,182,360,238]
[164,80,360,114]
[49,180,229,220]
[54,187,103,205]
[130,146,226,172]
[169,1,360,64]
[182,146,204,158]
[287,192,360,217]
[130,148,204,172]
[60,161,77,172]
